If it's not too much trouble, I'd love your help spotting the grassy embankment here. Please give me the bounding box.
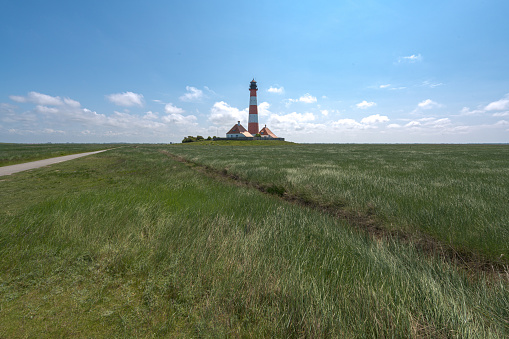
[0,143,124,167]
[182,139,294,146]
[0,144,508,337]
[168,143,509,264]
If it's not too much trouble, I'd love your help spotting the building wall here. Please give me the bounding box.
[218,136,285,141]
[227,134,244,138]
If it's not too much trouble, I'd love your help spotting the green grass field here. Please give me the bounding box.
[168,143,509,264]
[0,144,508,337]
[0,143,124,167]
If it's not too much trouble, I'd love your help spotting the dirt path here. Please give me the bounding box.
[0,150,110,176]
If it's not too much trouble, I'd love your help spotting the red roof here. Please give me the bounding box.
[227,123,253,137]
[259,125,277,138]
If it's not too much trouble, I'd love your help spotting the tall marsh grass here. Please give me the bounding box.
[169,143,509,262]
[0,145,508,337]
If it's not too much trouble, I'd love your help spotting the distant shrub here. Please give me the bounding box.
[182,136,197,143]
[182,135,218,143]
[182,135,212,143]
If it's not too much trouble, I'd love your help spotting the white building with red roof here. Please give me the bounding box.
[258,125,278,138]
[226,121,254,138]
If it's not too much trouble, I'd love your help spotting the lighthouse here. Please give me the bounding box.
[248,79,259,135]
[223,79,284,141]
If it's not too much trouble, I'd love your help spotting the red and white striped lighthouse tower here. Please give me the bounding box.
[248,79,259,135]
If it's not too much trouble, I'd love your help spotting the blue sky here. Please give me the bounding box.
[1,0,509,143]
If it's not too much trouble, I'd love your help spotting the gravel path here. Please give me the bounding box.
[0,150,110,176]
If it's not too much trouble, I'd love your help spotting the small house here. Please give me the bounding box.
[258,125,278,138]
[226,121,253,138]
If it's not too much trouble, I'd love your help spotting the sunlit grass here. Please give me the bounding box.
[0,145,508,337]
[168,143,509,262]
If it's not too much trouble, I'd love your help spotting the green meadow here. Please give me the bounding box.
[0,144,508,337]
[168,143,509,263]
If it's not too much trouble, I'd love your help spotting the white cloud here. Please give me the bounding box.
[459,107,484,116]
[327,114,389,130]
[403,117,451,129]
[418,117,435,122]
[387,124,402,128]
[417,99,441,110]
[458,95,509,118]
[485,97,509,111]
[361,114,389,124]
[264,111,391,137]
[299,93,317,103]
[377,84,405,90]
[164,103,184,114]
[493,111,509,117]
[288,93,317,104]
[81,110,169,131]
[267,111,390,136]
[422,81,443,88]
[271,112,315,123]
[8,89,509,143]
[63,98,80,107]
[332,119,363,129]
[28,92,64,106]
[35,105,59,114]
[432,118,451,126]
[405,121,421,127]
[0,103,17,114]
[356,100,376,109]
[2,92,212,142]
[162,113,197,125]
[414,118,452,128]
[204,86,216,95]
[179,86,203,102]
[42,128,65,134]
[267,112,322,133]
[399,54,422,63]
[10,92,67,106]
[1,103,37,123]
[209,101,247,126]
[106,92,144,107]
[258,102,271,117]
[9,95,27,103]
[495,120,509,126]
[267,86,284,94]
[143,111,158,120]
